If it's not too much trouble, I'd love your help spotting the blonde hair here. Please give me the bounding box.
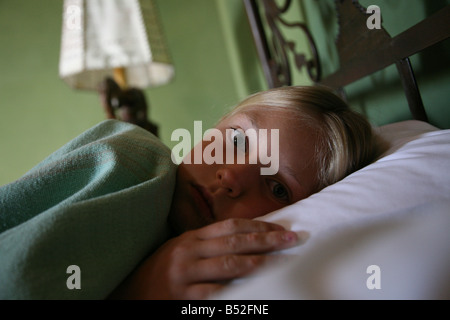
[223,85,383,191]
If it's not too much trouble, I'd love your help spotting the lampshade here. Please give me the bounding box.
[59,0,174,90]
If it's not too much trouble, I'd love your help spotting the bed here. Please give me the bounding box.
[213,0,450,299]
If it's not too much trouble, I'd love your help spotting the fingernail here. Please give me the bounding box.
[282,231,297,242]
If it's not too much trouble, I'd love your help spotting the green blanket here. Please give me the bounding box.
[0,120,177,299]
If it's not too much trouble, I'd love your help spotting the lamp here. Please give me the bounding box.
[58,0,174,136]
[59,0,174,90]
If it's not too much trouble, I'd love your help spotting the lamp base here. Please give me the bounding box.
[98,77,159,137]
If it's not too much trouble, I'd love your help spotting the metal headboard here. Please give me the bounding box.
[244,0,450,122]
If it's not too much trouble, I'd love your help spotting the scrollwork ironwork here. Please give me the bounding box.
[247,0,322,87]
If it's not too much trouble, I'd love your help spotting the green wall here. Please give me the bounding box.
[1,0,101,185]
[0,0,262,186]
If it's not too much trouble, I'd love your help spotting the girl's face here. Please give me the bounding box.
[168,109,320,233]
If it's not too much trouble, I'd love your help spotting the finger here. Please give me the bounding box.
[187,254,273,283]
[194,218,286,240]
[183,283,227,300]
[196,230,299,258]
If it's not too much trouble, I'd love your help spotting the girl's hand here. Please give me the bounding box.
[109,218,302,299]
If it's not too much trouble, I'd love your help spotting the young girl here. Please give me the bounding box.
[0,85,381,299]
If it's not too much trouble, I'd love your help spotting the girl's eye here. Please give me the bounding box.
[268,180,289,202]
[230,128,247,152]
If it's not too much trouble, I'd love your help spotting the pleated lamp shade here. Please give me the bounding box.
[59,0,174,90]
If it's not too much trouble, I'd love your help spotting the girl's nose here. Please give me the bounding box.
[216,165,259,198]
